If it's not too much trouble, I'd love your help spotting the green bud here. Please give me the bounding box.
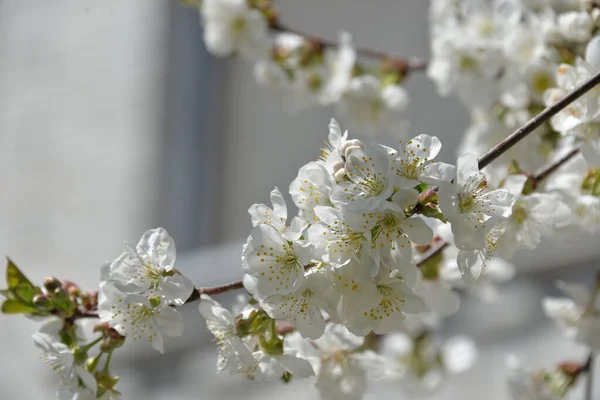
[53,287,73,312]
[43,277,62,292]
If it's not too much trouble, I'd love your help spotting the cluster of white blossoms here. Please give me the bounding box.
[10,2,600,399]
[97,228,195,353]
[429,0,600,234]
[187,0,412,136]
[195,118,586,399]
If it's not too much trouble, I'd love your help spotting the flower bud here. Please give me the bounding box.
[43,277,62,292]
[32,294,53,311]
[341,139,364,159]
[334,168,347,183]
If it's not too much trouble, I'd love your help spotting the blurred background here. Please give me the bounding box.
[0,0,598,398]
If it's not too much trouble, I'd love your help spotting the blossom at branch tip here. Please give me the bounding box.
[106,227,194,306]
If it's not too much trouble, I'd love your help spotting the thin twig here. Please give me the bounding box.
[478,69,600,170]
[271,22,428,72]
[534,148,580,183]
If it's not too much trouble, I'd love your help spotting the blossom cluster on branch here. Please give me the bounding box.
[3,0,600,399]
[429,0,600,233]
[182,0,426,136]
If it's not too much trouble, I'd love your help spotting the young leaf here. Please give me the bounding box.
[6,258,34,290]
[1,299,38,314]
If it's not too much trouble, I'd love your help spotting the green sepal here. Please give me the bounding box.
[1,299,39,314]
[281,372,292,383]
[414,182,428,193]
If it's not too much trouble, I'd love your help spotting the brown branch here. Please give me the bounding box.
[534,148,580,183]
[478,69,600,170]
[271,22,427,73]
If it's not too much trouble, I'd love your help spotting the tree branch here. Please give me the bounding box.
[534,148,580,183]
[478,69,600,169]
[271,22,427,73]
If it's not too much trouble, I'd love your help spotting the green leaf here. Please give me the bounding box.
[0,289,10,299]
[1,299,38,314]
[6,259,34,290]
[14,283,39,304]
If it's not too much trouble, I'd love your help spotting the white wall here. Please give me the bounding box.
[0,1,170,397]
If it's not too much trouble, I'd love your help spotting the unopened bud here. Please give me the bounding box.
[341,139,364,159]
[417,188,437,206]
[43,277,62,292]
[334,168,347,183]
[32,294,53,310]
[61,280,80,296]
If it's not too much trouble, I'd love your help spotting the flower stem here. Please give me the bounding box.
[103,349,114,374]
[81,335,104,352]
[586,354,595,400]
[478,69,600,170]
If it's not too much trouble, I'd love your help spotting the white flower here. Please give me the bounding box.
[496,176,571,258]
[243,224,313,297]
[337,75,409,136]
[107,228,194,306]
[506,355,563,400]
[543,280,600,350]
[248,186,307,240]
[557,11,593,43]
[413,273,461,318]
[319,118,364,176]
[440,251,515,303]
[343,268,427,335]
[263,268,337,339]
[32,332,97,399]
[289,161,335,223]
[428,32,502,106]
[253,350,315,380]
[547,152,600,233]
[388,134,455,188]
[98,284,184,353]
[198,294,256,375]
[365,189,433,267]
[438,153,516,251]
[307,206,369,264]
[307,324,387,400]
[330,143,394,211]
[544,60,600,152]
[201,0,268,60]
[319,32,356,105]
[381,332,476,393]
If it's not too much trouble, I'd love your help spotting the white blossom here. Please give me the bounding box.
[98,283,184,353]
[289,161,335,223]
[337,75,409,136]
[543,280,600,350]
[388,134,455,188]
[438,153,516,251]
[198,295,256,375]
[506,355,563,400]
[201,0,269,60]
[106,228,194,306]
[243,224,313,297]
[32,332,97,400]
